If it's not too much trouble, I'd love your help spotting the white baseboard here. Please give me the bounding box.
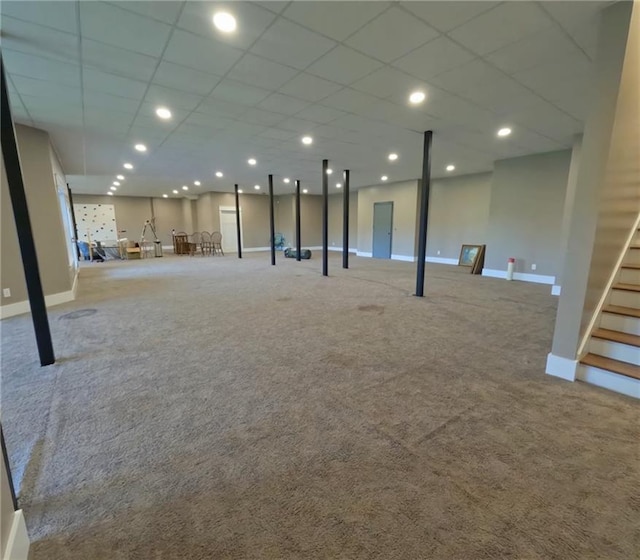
[2,509,30,560]
[328,247,357,253]
[551,285,561,296]
[242,247,271,253]
[482,268,556,285]
[426,256,458,265]
[356,251,372,258]
[391,254,415,262]
[545,352,577,381]
[577,365,640,399]
[0,284,77,320]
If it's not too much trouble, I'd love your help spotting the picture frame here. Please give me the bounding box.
[458,244,482,267]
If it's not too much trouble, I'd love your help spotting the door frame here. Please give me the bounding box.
[218,206,243,252]
[372,201,393,259]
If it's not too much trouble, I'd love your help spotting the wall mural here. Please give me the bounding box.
[74,203,118,243]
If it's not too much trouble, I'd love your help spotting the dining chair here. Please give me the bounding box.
[200,231,212,256]
[211,231,224,256]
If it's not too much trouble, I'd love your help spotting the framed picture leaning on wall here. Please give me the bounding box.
[458,244,486,274]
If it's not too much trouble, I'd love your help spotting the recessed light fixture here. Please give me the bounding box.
[283,178,290,184]
[134,143,147,152]
[213,11,237,33]
[446,164,456,172]
[123,163,133,170]
[182,185,188,191]
[381,175,388,181]
[497,127,512,137]
[156,107,172,120]
[302,189,308,194]
[110,186,117,191]
[162,194,168,198]
[238,189,243,194]
[302,136,313,145]
[113,181,120,186]
[107,191,114,196]
[215,172,223,178]
[336,183,342,188]
[388,153,398,161]
[116,175,124,180]
[254,184,260,190]
[194,180,201,186]
[326,168,333,175]
[248,158,257,166]
[409,91,426,104]
[173,189,179,194]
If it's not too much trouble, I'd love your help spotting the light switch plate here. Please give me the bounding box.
[2,288,11,298]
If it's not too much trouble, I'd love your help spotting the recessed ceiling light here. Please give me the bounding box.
[254,184,260,190]
[381,175,388,181]
[156,107,172,120]
[283,178,290,184]
[116,175,124,180]
[162,194,168,198]
[134,143,147,152]
[446,164,456,172]
[194,180,201,185]
[388,153,398,161]
[215,172,223,178]
[123,163,133,170]
[173,189,179,194]
[182,185,188,191]
[213,11,236,33]
[110,186,117,191]
[326,168,333,175]
[409,91,426,104]
[302,136,313,145]
[107,192,114,196]
[238,189,243,194]
[336,183,342,188]
[302,189,308,194]
[497,127,512,137]
[248,158,257,165]
[113,181,120,186]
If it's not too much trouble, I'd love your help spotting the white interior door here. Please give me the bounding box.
[219,208,242,253]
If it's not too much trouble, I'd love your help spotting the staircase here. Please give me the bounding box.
[578,230,640,398]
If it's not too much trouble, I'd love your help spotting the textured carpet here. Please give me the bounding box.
[1,253,638,559]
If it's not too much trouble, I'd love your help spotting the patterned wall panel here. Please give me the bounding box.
[74,203,118,243]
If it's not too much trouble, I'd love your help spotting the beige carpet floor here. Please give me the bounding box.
[1,252,638,559]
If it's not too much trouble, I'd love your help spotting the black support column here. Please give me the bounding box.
[342,169,350,269]
[268,174,276,266]
[295,179,301,262]
[67,183,81,260]
[1,57,55,365]
[234,184,242,258]
[322,159,328,277]
[1,425,18,511]
[415,130,433,297]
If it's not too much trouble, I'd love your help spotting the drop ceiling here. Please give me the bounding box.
[0,1,612,197]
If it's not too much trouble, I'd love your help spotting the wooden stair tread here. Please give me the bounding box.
[613,282,640,292]
[603,305,640,319]
[581,353,640,380]
[630,244,640,249]
[592,328,640,347]
[622,263,640,270]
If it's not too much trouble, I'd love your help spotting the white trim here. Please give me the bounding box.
[482,268,556,285]
[162,245,173,251]
[356,251,372,258]
[551,285,562,296]
[2,509,30,560]
[0,286,77,320]
[577,212,640,356]
[426,256,458,265]
[545,352,577,381]
[328,247,358,253]
[219,206,244,253]
[391,254,415,262]
[577,364,640,399]
[242,247,271,253]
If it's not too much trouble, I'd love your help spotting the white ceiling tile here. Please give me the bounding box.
[507,100,583,141]
[278,73,343,102]
[226,54,298,90]
[257,93,310,116]
[224,122,268,137]
[293,105,347,125]
[448,2,554,56]
[82,39,158,81]
[306,124,344,140]
[430,59,505,97]
[276,117,320,134]
[83,68,147,100]
[209,79,271,106]
[134,103,190,127]
[80,2,173,58]
[253,2,289,15]
[250,18,337,70]
[460,76,544,115]
[197,97,248,119]
[183,111,236,129]
[104,1,183,24]
[345,7,440,63]
[399,1,500,32]
[306,46,383,85]
[12,75,81,103]
[237,108,287,127]
[392,37,476,81]
[351,66,428,101]
[163,29,243,76]
[320,89,380,113]
[152,61,221,96]
[551,94,592,122]
[1,0,78,34]
[282,2,391,42]
[259,128,298,141]
[0,17,79,63]
[176,1,276,49]
[3,50,79,87]
[83,90,141,115]
[144,84,205,112]
[421,88,497,132]
[540,1,611,30]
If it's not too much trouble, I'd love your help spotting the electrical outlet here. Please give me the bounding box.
[531,264,537,271]
[2,288,10,298]
[437,250,441,255]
